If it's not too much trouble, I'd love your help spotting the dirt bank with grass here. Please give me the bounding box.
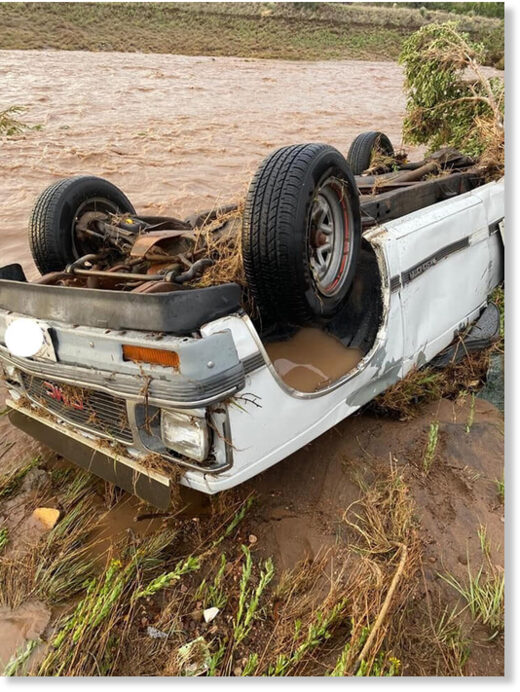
[0,390,504,675]
[0,2,504,66]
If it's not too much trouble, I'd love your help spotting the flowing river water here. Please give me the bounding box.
[1,49,423,278]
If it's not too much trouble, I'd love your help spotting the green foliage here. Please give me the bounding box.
[423,421,439,473]
[0,105,27,137]
[495,476,504,503]
[3,638,41,676]
[268,598,349,675]
[0,2,502,65]
[0,105,42,137]
[195,553,228,609]
[399,23,504,158]
[133,555,200,600]
[465,393,476,434]
[233,545,274,645]
[369,3,504,19]
[0,527,7,553]
[0,458,39,498]
[440,560,504,636]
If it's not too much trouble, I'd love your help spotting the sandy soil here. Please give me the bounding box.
[1,49,423,278]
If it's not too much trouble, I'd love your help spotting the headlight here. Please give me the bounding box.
[5,318,44,358]
[160,410,210,462]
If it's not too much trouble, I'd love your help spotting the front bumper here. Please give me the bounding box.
[7,400,172,509]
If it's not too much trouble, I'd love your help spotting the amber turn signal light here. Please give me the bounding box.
[122,345,180,369]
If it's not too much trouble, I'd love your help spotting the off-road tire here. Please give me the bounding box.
[29,176,135,275]
[346,131,394,175]
[242,143,361,325]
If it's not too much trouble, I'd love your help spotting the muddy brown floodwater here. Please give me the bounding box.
[265,328,362,392]
[1,49,422,279]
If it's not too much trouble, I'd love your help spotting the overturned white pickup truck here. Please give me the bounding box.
[0,136,504,508]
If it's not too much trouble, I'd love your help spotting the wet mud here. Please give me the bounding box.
[0,601,50,669]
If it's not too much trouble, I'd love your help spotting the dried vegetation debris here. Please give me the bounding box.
[400,23,504,175]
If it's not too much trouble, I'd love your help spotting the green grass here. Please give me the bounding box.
[423,421,439,474]
[0,458,502,676]
[440,564,504,637]
[466,393,476,434]
[233,545,274,646]
[434,606,471,673]
[439,526,504,638]
[0,457,39,499]
[495,476,504,503]
[0,527,8,553]
[0,2,503,65]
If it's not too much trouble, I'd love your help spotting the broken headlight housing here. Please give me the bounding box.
[160,410,210,462]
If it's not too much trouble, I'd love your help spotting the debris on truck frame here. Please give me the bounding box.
[26,142,484,310]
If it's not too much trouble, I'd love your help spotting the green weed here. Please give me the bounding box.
[440,561,504,636]
[423,422,439,473]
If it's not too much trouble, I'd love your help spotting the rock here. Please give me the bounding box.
[477,353,504,412]
[21,469,49,493]
[31,508,60,530]
[203,607,219,623]
[248,534,258,545]
[147,626,168,640]
[191,610,203,623]
[177,637,211,676]
[233,666,243,676]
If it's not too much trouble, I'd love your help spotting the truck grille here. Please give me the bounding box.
[20,373,133,444]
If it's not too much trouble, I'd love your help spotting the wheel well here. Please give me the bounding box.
[325,238,383,355]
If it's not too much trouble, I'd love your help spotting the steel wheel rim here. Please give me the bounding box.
[308,179,354,297]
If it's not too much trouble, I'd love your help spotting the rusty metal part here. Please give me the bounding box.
[65,253,105,273]
[147,262,182,275]
[35,271,71,285]
[71,268,167,282]
[132,281,181,294]
[174,258,214,283]
[384,161,440,183]
[130,230,197,259]
[75,210,108,233]
[131,231,186,257]
[356,162,440,191]
[133,215,192,231]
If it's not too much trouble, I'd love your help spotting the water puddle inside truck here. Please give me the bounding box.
[264,328,363,393]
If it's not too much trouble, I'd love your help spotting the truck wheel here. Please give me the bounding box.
[242,143,361,325]
[29,176,135,275]
[346,131,394,175]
